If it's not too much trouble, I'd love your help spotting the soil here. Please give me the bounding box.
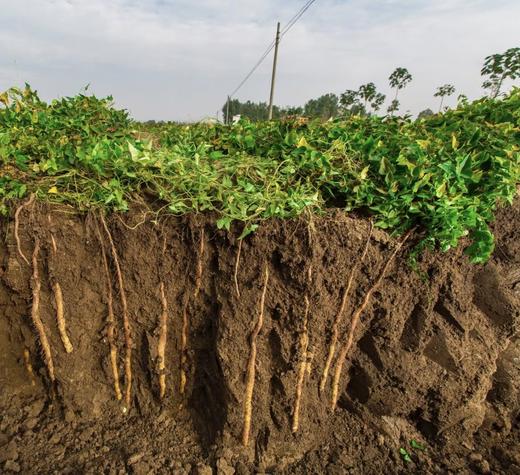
[0,198,519,474]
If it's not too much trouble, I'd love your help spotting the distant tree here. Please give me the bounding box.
[434,84,455,112]
[371,92,386,112]
[481,47,520,98]
[417,108,434,119]
[387,99,399,115]
[339,89,362,115]
[303,93,339,119]
[357,83,385,114]
[388,67,412,115]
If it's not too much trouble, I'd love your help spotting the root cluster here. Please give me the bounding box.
[330,228,413,410]
[320,222,372,393]
[100,215,132,409]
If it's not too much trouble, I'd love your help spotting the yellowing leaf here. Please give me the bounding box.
[416,140,429,150]
[297,136,309,148]
[48,186,59,194]
[451,134,458,150]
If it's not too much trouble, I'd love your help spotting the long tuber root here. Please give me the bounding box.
[179,228,205,396]
[320,222,372,393]
[100,214,132,409]
[30,237,55,382]
[52,281,73,353]
[14,193,35,266]
[292,265,313,434]
[95,220,122,401]
[234,238,242,298]
[241,264,269,447]
[179,300,189,396]
[330,228,413,410]
[157,281,168,399]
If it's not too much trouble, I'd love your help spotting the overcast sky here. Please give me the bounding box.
[0,0,518,121]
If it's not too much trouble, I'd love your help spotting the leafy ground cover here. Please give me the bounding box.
[1,86,519,262]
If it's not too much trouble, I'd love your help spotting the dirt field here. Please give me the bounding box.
[1,200,519,474]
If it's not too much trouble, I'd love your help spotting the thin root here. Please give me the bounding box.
[23,348,36,386]
[194,228,205,298]
[320,221,372,393]
[330,228,413,410]
[180,301,188,395]
[234,238,242,298]
[14,193,35,266]
[241,264,269,447]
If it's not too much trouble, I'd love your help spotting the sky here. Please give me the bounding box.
[0,0,518,121]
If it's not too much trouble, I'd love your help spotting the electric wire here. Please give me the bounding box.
[228,0,317,99]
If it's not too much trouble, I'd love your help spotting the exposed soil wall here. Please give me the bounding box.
[0,201,519,474]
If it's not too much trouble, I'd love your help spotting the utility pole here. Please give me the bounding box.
[226,96,231,125]
[268,22,281,120]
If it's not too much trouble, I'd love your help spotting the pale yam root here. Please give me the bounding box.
[23,348,36,387]
[52,281,73,353]
[30,237,55,382]
[320,222,373,393]
[95,221,122,401]
[234,238,242,298]
[330,228,414,410]
[14,193,35,266]
[100,214,132,409]
[241,264,269,447]
[50,234,57,255]
[194,228,205,298]
[179,301,188,395]
[157,282,168,399]
[292,265,313,433]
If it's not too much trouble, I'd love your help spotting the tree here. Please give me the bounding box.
[357,83,386,114]
[303,93,339,119]
[387,99,399,115]
[481,47,520,98]
[388,67,412,115]
[417,108,434,120]
[434,84,455,112]
[339,89,363,116]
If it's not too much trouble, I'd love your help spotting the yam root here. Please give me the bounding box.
[30,237,55,382]
[52,281,73,353]
[100,214,132,409]
[180,301,188,395]
[95,220,122,401]
[292,265,313,433]
[241,264,269,447]
[330,228,413,410]
[157,281,168,399]
[14,193,35,266]
[320,222,372,393]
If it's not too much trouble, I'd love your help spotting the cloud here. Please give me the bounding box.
[0,0,518,120]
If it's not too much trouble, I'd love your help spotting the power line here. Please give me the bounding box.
[228,0,317,99]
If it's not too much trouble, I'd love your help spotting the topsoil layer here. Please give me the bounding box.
[0,198,519,475]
